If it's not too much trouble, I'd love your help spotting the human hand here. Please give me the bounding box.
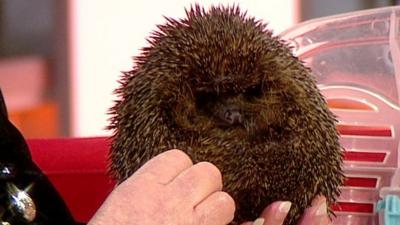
[241,196,331,225]
[88,149,235,225]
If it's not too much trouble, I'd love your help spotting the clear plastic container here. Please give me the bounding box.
[281,6,400,225]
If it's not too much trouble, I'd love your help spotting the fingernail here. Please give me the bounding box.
[279,201,292,213]
[316,201,327,216]
[252,218,265,225]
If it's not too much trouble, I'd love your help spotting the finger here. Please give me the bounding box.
[168,161,223,206]
[194,191,235,225]
[241,218,268,225]
[320,216,332,225]
[311,195,326,207]
[241,222,253,225]
[259,201,291,225]
[133,149,193,184]
[298,196,328,225]
[240,220,264,225]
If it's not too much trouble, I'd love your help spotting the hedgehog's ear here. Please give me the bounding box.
[0,88,8,119]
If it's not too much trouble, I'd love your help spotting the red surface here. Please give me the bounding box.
[337,124,392,137]
[345,177,378,188]
[27,137,115,223]
[332,202,374,213]
[327,98,375,111]
[344,151,387,162]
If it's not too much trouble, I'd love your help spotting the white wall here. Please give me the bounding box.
[69,0,299,137]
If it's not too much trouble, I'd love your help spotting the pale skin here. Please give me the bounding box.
[89,150,331,225]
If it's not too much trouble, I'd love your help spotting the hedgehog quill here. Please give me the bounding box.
[109,5,344,225]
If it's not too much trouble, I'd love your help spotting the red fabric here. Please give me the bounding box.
[27,137,375,222]
[27,137,115,223]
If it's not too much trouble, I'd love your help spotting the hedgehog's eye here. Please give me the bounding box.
[195,92,218,109]
[244,84,263,98]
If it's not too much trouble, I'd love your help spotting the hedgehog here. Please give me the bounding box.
[108,5,344,225]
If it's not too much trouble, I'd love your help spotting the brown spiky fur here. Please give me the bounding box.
[109,5,344,225]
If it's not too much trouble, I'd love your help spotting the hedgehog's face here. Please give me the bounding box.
[196,87,290,137]
[167,45,301,144]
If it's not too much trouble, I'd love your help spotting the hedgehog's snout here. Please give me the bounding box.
[223,108,243,125]
[216,104,244,126]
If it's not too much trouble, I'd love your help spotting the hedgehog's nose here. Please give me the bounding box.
[223,109,243,125]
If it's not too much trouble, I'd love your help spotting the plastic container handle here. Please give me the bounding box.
[376,195,400,225]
